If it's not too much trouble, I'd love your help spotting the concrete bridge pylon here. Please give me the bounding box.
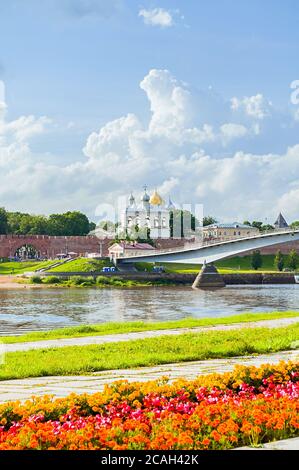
[192,263,226,289]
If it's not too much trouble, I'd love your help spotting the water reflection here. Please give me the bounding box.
[0,285,298,335]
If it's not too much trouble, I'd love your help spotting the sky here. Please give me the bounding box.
[1,0,299,224]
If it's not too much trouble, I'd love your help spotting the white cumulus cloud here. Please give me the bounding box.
[231,94,272,120]
[2,115,52,142]
[220,123,248,145]
[1,69,299,223]
[139,8,173,28]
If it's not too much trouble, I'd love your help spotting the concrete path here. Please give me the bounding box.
[0,349,298,402]
[237,437,299,450]
[2,316,299,353]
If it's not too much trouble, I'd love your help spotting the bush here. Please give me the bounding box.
[69,276,95,286]
[30,275,43,284]
[96,276,126,287]
[286,249,299,271]
[135,262,154,272]
[96,275,113,285]
[43,276,61,284]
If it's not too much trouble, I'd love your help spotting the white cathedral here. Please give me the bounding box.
[120,186,175,239]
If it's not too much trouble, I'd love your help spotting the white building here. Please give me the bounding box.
[203,222,259,241]
[120,187,174,239]
[108,242,155,262]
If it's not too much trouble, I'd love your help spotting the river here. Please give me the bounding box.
[0,285,298,335]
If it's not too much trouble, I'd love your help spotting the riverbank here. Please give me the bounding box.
[3,316,299,353]
[2,311,299,343]
[0,276,42,289]
[0,271,297,290]
[37,271,298,285]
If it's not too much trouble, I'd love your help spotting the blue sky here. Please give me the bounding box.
[1,0,299,222]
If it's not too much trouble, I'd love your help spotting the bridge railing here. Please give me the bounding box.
[126,228,297,258]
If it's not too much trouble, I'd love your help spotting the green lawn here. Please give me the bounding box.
[1,323,299,380]
[49,258,113,273]
[137,262,201,274]
[1,311,299,344]
[0,260,58,275]
[216,254,284,273]
[135,254,289,274]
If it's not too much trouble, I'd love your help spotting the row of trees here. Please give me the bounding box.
[245,220,299,232]
[243,221,274,232]
[251,249,299,271]
[0,208,96,236]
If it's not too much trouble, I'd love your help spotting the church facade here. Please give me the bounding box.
[120,187,175,239]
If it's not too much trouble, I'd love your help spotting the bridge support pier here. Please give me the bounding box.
[192,263,226,289]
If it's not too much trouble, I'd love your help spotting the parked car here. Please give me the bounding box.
[102,266,116,273]
[152,265,165,273]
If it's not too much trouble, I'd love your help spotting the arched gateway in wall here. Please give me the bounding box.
[14,244,41,260]
[0,235,109,259]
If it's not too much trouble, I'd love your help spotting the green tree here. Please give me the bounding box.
[6,210,93,236]
[7,212,23,234]
[274,250,284,272]
[65,211,90,235]
[47,214,68,235]
[251,250,263,270]
[0,208,8,234]
[251,221,263,231]
[47,211,90,236]
[260,224,274,232]
[250,221,274,232]
[203,216,217,226]
[19,214,48,235]
[286,249,299,271]
[290,221,299,229]
[89,221,96,232]
[243,220,251,226]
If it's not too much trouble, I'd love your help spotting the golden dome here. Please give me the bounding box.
[149,189,164,206]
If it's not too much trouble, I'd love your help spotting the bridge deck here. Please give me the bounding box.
[118,229,299,265]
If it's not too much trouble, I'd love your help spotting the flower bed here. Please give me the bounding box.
[0,361,298,450]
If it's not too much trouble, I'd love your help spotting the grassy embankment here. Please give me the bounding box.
[136,254,289,274]
[0,254,290,277]
[48,258,113,272]
[1,311,299,344]
[0,258,113,276]
[0,323,299,380]
[0,260,57,275]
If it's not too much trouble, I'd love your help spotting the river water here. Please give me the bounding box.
[0,285,299,335]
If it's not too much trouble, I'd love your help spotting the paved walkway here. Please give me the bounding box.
[0,350,298,402]
[3,316,299,353]
[237,437,299,450]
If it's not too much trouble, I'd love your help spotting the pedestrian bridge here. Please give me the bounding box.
[119,229,299,265]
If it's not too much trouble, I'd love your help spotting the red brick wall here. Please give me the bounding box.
[154,238,194,250]
[0,235,111,259]
[243,240,299,255]
[1,234,297,260]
